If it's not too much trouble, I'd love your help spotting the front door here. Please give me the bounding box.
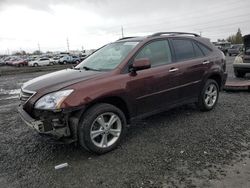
[127,39,180,116]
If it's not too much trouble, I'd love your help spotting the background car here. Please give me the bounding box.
[213,41,231,55]
[233,34,250,77]
[0,57,6,66]
[11,59,28,67]
[228,44,243,56]
[28,57,54,67]
[52,56,63,64]
[58,55,80,64]
[5,57,18,65]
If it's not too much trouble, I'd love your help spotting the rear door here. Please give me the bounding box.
[170,38,211,100]
[127,39,181,116]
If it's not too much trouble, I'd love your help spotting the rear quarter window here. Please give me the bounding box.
[196,42,212,56]
[192,42,204,57]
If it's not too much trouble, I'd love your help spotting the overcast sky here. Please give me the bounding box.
[0,0,250,54]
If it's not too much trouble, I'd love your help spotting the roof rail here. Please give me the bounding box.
[149,32,200,38]
[117,37,137,41]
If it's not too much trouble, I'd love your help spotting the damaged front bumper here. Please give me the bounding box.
[18,105,81,143]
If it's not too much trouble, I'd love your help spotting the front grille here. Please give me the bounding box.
[20,89,35,104]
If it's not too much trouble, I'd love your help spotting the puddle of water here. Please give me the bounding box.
[0,89,21,95]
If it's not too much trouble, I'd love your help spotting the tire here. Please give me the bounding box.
[196,79,219,111]
[63,61,67,65]
[49,62,54,66]
[78,103,127,154]
[234,70,245,78]
[34,63,38,67]
[76,60,80,64]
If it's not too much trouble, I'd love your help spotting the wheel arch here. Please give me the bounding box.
[202,72,223,90]
[207,74,222,89]
[84,96,131,124]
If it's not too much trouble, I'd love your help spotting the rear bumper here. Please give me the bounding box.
[233,63,250,72]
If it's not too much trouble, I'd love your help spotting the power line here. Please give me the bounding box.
[99,1,250,32]
[123,13,250,33]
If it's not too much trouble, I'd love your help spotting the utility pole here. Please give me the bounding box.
[199,31,202,36]
[121,26,124,38]
[37,42,41,52]
[67,38,70,52]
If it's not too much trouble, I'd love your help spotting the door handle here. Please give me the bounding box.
[169,68,179,72]
[203,60,210,65]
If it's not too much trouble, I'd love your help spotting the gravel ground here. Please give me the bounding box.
[0,57,250,188]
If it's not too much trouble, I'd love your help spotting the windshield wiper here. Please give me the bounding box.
[82,66,100,71]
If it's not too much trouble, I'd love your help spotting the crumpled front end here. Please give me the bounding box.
[18,89,82,143]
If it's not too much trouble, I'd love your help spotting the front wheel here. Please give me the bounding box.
[196,79,219,111]
[78,103,127,154]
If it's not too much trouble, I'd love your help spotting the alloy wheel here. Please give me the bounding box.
[204,83,218,107]
[90,112,122,148]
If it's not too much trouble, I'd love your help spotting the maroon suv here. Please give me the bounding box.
[18,32,227,154]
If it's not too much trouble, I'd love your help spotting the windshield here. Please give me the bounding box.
[75,41,139,71]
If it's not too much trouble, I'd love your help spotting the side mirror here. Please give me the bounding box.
[131,58,151,72]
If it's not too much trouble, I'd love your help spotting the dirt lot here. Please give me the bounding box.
[0,57,250,188]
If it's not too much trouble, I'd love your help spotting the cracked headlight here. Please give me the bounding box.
[35,89,73,110]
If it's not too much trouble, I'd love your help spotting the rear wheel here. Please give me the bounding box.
[234,70,245,78]
[49,62,54,66]
[197,79,219,111]
[78,103,127,154]
[34,63,38,67]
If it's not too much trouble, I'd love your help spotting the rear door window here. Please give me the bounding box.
[172,39,195,61]
[135,40,172,67]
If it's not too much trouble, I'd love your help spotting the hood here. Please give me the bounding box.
[22,68,103,92]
